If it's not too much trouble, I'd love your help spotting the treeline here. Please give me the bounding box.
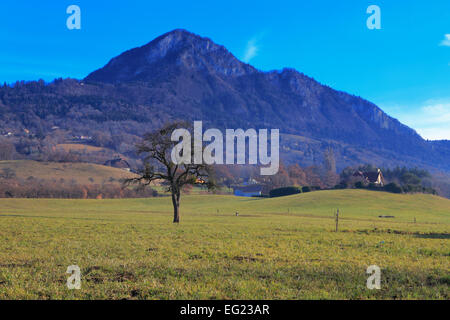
[213,161,442,198]
[212,148,340,195]
[0,176,157,199]
[269,185,322,198]
[337,165,437,195]
[213,162,335,194]
[336,181,437,195]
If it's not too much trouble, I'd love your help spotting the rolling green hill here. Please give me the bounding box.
[2,189,448,222]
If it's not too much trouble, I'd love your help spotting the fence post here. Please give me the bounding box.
[335,208,339,232]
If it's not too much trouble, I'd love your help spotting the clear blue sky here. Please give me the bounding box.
[1,1,449,139]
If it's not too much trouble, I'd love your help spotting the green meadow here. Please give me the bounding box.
[0,189,448,299]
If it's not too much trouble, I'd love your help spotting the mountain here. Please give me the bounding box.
[0,29,449,172]
[86,29,257,82]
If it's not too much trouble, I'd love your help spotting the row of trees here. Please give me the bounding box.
[212,147,339,193]
[0,175,157,199]
[335,164,438,195]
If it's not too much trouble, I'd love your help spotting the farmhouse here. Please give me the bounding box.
[232,184,263,197]
[353,168,384,186]
[195,177,206,184]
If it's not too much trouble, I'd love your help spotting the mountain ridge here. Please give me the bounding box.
[0,29,449,173]
[85,29,423,143]
[86,29,257,83]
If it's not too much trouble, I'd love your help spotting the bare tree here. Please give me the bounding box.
[125,122,215,223]
[0,139,16,160]
[322,147,338,187]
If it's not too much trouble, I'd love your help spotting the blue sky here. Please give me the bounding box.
[1,0,449,139]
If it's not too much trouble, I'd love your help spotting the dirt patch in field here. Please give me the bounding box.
[114,270,136,282]
[232,255,259,262]
[83,266,136,283]
[188,254,203,260]
[0,260,39,268]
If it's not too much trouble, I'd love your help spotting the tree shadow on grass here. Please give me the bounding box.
[414,233,450,239]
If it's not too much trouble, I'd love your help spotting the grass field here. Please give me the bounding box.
[0,160,135,185]
[0,189,448,299]
[56,143,107,153]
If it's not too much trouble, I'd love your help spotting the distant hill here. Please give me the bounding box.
[0,160,135,185]
[0,29,449,172]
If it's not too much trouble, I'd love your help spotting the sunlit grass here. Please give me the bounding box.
[0,190,448,299]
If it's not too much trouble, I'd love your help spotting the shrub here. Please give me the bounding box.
[334,182,347,189]
[270,186,302,198]
[0,168,16,179]
[0,179,158,199]
[367,182,379,190]
[402,184,421,193]
[424,187,438,195]
[383,182,403,194]
[301,186,311,193]
[354,181,364,189]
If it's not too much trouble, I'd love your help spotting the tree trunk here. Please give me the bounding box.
[172,190,181,223]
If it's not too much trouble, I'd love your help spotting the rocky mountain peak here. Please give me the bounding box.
[85,29,256,83]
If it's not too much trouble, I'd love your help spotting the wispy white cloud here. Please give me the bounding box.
[421,102,450,124]
[439,34,450,47]
[382,99,450,140]
[243,38,259,63]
